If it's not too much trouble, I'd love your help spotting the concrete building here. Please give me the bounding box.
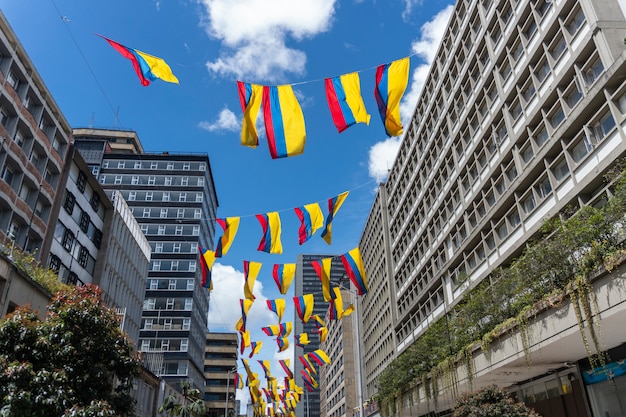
[74,128,219,392]
[0,11,70,256]
[319,286,359,417]
[294,254,348,417]
[359,0,626,415]
[203,332,239,417]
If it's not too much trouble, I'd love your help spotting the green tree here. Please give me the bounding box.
[452,385,539,417]
[158,381,207,417]
[0,284,141,417]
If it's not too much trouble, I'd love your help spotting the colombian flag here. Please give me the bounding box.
[256,212,283,254]
[312,257,333,302]
[294,203,324,245]
[341,246,368,296]
[243,261,261,300]
[279,359,294,380]
[321,191,349,245]
[374,57,410,137]
[262,85,306,159]
[249,341,263,358]
[99,35,179,86]
[198,246,215,290]
[293,294,314,323]
[272,263,296,294]
[237,81,263,147]
[325,72,370,133]
[215,217,240,257]
[309,349,331,366]
[266,298,286,322]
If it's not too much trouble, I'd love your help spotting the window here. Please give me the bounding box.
[131,176,139,185]
[169,279,177,290]
[79,212,90,233]
[166,298,175,309]
[148,176,156,185]
[196,193,203,202]
[565,83,582,108]
[522,193,536,214]
[64,192,76,214]
[188,261,196,272]
[583,57,604,86]
[549,36,567,61]
[522,18,537,41]
[143,208,151,218]
[146,191,153,201]
[165,177,172,186]
[194,209,202,219]
[62,229,75,252]
[510,42,524,63]
[171,261,179,271]
[141,224,149,234]
[496,222,508,240]
[549,106,565,129]
[181,177,188,186]
[175,225,183,236]
[158,225,166,235]
[500,59,512,80]
[49,254,61,272]
[93,229,103,248]
[566,8,585,36]
[167,162,174,170]
[185,299,193,310]
[521,144,534,164]
[152,260,161,271]
[117,161,125,169]
[162,192,170,202]
[537,177,552,199]
[134,161,142,169]
[179,192,187,202]
[177,208,185,218]
[183,162,190,170]
[173,243,181,253]
[552,159,569,181]
[150,162,158,169]
[128,191,136,201]
[192,225,200,236]
[78,246,89,268]
[535,59,550,83]
[76,171,87,193]
[510,100,523,121]
[534,125,549,148]
[155,242,163,253]
[114,175,123,185]
[199,163,206,171]
[521,81,536,103]
[591,111,616,140]
[198,177,205,186]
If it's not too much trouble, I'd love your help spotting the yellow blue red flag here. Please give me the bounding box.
[374,57,410,137]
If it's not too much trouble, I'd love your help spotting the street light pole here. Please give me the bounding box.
[225,367,236,417]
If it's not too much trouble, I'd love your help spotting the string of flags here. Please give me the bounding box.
[99,34,412,159]
[96,33,380,416]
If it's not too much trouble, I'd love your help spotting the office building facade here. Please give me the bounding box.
[294,254,348,417]
[359,0,626,415]
[74,128,219,391]
[0,11,70,256]
[203,332,239,417]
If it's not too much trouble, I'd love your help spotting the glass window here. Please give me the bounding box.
[535,60,550,83]
[131,176,139,185]
[583,57,604,86]
[552,159,570,181]
[148,176,156,185]
[565,84,582,108]
[549,36,567,61]
[566,8,585,36]
[522,193,536,214]
[537,177,552,198]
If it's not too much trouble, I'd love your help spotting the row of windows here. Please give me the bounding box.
[103,159,207,171]
[140,338,189,352]
[147,278,196,290]
[143,297,193,311]
[152,242,199,254]
[131,206,203,219]
[140,223,201,236]
[127,191,205,203]
[100,174,205,190]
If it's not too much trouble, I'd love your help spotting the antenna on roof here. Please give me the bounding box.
[89,112,94,128]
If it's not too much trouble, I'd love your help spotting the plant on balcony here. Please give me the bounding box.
[452,385,539,417]
[377,162,626,413]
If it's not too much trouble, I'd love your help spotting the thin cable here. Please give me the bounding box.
[206,178,378,222]
[49,0,122,127]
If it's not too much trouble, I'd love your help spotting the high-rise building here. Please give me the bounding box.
[294,254,347,417]
[0,11,70,256]
[203,332,239,417]
[359,0,626,415]
[319,286,359,417]
[74,128,219,392]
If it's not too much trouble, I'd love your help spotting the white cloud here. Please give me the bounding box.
[400,4,454,123]
[197,0,337,81]
[368,136,402,183]
[198,107,239,133]
[401,0,423,21]
[206,263,275,331]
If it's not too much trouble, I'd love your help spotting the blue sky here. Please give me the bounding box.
[2,0,453,408]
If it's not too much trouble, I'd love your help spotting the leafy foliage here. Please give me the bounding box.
[9,247,70,295]
[0,284,141,417]
[158,381,207,417]
[377,163,626,405]
[452,385,539,417]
